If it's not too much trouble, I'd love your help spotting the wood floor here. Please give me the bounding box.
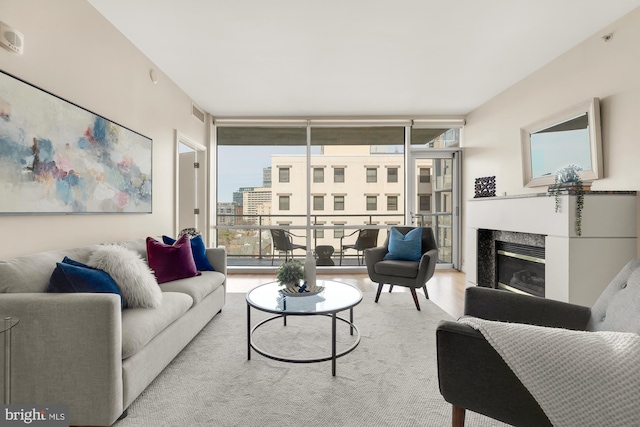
[226,270,468,318]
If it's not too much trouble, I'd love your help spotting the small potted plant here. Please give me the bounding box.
[549,165,586,236]
[276,260,304,287]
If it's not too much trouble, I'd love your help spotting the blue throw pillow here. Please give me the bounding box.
[61,256,90,269]
[383,228,423,262]
[47,257,123,307]
[162,234,215,271]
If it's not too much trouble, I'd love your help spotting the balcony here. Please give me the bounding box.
[215,213,453,267]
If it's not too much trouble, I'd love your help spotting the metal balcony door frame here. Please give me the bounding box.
[406,148,461,270]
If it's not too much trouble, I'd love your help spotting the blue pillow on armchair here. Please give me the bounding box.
[162,234,215,271]
[383,227,423,262]
[47,257,123,307]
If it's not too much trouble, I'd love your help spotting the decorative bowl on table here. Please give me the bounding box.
[279,284,325,297]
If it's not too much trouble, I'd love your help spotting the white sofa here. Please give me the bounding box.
[0,238,226,426]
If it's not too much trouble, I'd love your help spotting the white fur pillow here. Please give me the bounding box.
[88,244,162,309]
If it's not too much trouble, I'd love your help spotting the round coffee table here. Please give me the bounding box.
[246,280,362,376]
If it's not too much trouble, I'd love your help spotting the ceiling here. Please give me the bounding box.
[88,0,640,117]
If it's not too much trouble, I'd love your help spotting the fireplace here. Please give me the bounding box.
[495,241,545,297]
[476,229,545,293]
[467,192,637,305]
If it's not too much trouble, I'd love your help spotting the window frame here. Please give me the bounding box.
[279,167,290,183]
[313,195,324,211]
[313,167,324,183]
[387,167,398,183]
[366,195,377,211]
[214,119,463,269]
[387,195,398,211]
[419,194,431,212]
[419,167,431,183]
[366,168,377,183]
[279,195,290,211]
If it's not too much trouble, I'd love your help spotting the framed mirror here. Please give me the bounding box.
[521,98,603,188]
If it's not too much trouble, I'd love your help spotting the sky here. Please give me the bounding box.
[217,145,307,202]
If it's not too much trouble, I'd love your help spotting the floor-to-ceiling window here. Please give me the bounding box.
[214,119,462,269]
[307,126,405,261]
[215,125,307,263]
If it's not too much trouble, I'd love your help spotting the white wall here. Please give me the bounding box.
[0,0,207,257]
[462,6,640,269]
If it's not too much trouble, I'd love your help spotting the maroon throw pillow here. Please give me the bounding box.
[146,234,201,284]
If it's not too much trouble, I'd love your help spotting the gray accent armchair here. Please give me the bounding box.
[364,226,438,310]
[436,258,640,427]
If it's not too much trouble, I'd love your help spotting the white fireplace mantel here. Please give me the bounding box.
[466,192,637,306]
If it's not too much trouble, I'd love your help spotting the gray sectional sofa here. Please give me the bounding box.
[0,238,226,426]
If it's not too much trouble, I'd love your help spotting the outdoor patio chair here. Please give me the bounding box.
[339,228,379,265]
[270,229,306,265]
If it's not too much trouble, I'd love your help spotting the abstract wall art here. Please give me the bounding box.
[0,70,152,214]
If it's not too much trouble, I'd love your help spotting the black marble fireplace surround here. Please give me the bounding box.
[477,229,546,295]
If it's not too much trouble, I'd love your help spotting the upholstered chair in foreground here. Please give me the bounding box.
[436,259,640,427]
[364,226,438,310]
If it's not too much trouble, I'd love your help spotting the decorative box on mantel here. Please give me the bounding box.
[465,191,637,307]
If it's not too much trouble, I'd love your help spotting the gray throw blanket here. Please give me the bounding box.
[459,317,640,427]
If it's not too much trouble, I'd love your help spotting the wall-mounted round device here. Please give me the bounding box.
[0,22,24,55]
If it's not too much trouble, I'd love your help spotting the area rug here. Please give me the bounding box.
[114,292,509,427]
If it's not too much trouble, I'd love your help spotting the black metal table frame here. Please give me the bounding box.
[247,304,361,376]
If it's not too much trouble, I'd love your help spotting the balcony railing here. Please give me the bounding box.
[214,212,453,267]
